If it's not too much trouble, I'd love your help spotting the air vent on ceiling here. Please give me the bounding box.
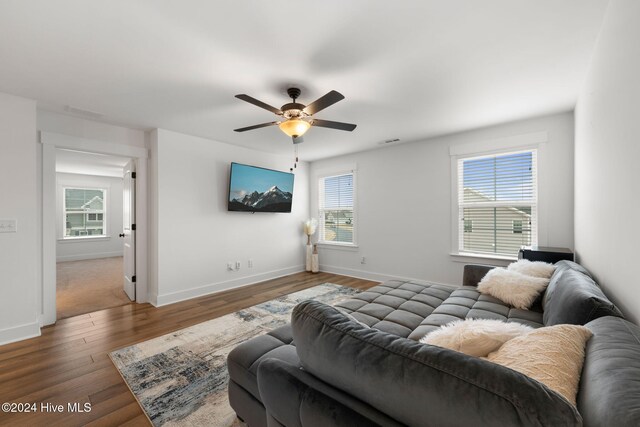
[64,105,105,119]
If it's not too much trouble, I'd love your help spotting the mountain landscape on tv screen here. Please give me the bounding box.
[229,185,292,212]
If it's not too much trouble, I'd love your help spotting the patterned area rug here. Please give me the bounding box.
[109,283,359,426]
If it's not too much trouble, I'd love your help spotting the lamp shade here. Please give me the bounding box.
[279,119,311,137]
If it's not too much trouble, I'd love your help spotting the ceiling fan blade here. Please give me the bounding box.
[234,121,279,132]
[311,119,357,132]
[303,90,345,115]
[292,136,304,144]
[235,94,283,115]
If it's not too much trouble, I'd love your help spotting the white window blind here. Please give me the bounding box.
[457,150,537,257]
[319,173,355,244]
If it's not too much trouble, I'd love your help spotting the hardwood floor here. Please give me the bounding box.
[0,272,378,427]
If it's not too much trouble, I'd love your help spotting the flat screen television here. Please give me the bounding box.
[228,162,294,213]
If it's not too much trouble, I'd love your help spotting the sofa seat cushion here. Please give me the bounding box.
[334,280,457,338]
[579,316,640,427]
[228,281,456,405]
[228,279,544,406]
[409,286,543,340]
[227,324,298,401]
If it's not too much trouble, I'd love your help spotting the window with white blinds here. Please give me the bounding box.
[318,173,355,245]
[457,149,537,257]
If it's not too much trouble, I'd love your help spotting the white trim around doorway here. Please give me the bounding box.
[40,132,149,326]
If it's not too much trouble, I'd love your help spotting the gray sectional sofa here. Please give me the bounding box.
[227,261,640,426]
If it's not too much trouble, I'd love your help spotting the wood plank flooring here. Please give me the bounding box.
[0,272,378,427]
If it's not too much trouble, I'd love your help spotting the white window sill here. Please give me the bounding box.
[449,252,516,264]
[317,242,359,251]
[58,236,110,243]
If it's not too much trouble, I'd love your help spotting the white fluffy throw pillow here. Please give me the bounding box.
[507,259,556,279]
[420,319,533,357]
[478,268,549,310]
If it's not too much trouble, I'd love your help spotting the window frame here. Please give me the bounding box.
[62,186,108,240]
[317,170,357,247]
[453,148,538,259]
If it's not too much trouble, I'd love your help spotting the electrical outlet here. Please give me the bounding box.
[248,259,253,268]
[235,261,241,270]
[227,262,234,271]
[361,256,366,264]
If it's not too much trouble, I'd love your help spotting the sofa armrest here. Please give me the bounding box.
[578,316,640,426]
[462,264,496,287]
[257,358,403,427]
[292,301,582,427]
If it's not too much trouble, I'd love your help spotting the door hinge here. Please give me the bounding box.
[132,275,136,283]
[131,224,136,231]
[132,172,137,179]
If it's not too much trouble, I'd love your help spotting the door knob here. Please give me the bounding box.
[119,233,125,238]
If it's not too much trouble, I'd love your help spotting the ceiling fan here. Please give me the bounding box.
[233,87,357,144]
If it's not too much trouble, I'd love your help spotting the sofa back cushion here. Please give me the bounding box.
[542,260,592,311]
[542,268,623,326]
[579,316,640,427]
[553,260,593,279]
[292,300,582,427]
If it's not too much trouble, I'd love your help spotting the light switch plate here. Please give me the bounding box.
[0,219,17,233]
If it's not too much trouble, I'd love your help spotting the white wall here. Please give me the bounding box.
[38,110,146,148]
[0,92,39,345]
[574,0,640,323]
[149,129,309,305]
[56,173,124,262]
[310,112,575,286]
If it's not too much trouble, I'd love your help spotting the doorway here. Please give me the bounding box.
[54,149,135,319]
[41,132,148,326]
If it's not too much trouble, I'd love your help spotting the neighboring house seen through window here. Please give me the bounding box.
[64,188,107,238]
[512,219,523,234]
[456,149,537,257]
[318,172,355,245]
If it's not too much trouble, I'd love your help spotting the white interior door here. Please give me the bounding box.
[122,160,136,301]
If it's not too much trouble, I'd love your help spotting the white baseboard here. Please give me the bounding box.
[154,265,305,307]
[319,264,457,288]
[56,251,123,262]
[0,321,41,346]
[147,291,158,307]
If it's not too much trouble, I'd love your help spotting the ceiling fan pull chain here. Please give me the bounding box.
[291,144,299,172]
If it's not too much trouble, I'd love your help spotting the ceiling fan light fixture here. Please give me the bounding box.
[279,119,311,138]
[234,88,356,142]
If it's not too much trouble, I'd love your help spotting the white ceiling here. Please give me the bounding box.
[56,149,130,178]
[0,1,607,161]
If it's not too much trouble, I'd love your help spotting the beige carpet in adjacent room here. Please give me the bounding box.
[56,256,131,319]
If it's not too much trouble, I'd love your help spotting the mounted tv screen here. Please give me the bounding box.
[228,163,294,213]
